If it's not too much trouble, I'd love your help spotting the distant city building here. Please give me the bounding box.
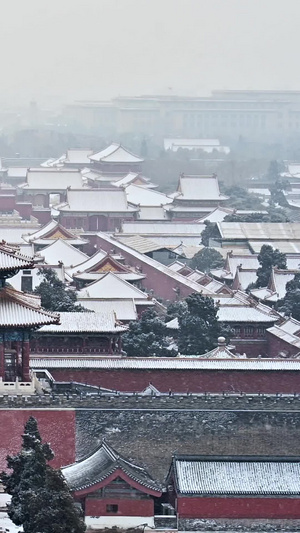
[63,90,300,142]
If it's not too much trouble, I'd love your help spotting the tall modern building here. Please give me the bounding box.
[64,90,300,143]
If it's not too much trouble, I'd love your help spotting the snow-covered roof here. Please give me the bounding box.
[57,188,138,213]
[113,171,156,188]
[0,226,40,244]
[217,306,277,323]
[218,223,300,241]
[77,272,149,300]
[138,206,168,220]
[0,286,59,327]
[39,311,127,333]
[20,169,83,189]
[62,441,161,494]
[121,222,205,235]
[65,149,94,164]
[164,138,230,154]
[249,241,300,254]
[31,357,300,371]
[279,317,300,336]
[75,299,137,321]
[124,184,173,207]
[266,324,300,350]
[270,269,298,299]
[0,244,33,272]
[174,175,228,201]
[24,219,87,246]
[114,235,167,253]
[173,458,300,495]
[89,143,144,163]
[233,269,257,291]
[36,239,88,267]
[7,167,28,178]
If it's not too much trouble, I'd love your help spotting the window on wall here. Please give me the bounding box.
[106,504,118,513]
[234,326,241,337]
[244,326,254,338]
[257,327,265,337]
[21,272,33,293]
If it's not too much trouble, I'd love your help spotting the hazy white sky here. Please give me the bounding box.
[1,0,300,106]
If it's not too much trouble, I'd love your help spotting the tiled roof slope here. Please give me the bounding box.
[62,441,161,494]
[0,286,59,327]
[173,457,300,495]
[39,311,127,333]
[89,143,144,164]
[0,244,34,272]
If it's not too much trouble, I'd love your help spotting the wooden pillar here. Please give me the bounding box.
[109,337,113,354]
[22,340,30,381]
[0,339,4,380]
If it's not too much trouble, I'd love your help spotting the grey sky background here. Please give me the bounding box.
[1,0,300,107]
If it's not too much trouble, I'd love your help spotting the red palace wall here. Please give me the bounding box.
[48,368,300,394]
[178,496,300,519]
[95,235,197,301]
[85,497,153,517]
[0,410,75,471]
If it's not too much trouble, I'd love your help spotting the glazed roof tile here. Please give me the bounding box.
[174,458,300,495]
[39,311,127,333]
[62,441,161,493]
[57,188,138,213]
[36,239,88,267]
[0,286,58,327]
[30,357,300,371]
[0,244,34,272]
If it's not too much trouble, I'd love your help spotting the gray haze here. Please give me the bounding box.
[1,0,300,106]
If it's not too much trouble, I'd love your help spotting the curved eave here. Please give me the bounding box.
[68,467,162,497]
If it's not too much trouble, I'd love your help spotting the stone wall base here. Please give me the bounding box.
[178,518,300,531]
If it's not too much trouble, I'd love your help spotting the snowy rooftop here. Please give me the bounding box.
[174,175,228,201]
[121,222,205,235]
[89,143,144,164]
[57,188,138,213]
[124,184,172,207]
[77,272,149,300]
[20,169,83,189]
[65,149,94,164]
[62,441,161,493]
[36,239,88,267]
[31,357,300,371]
[218,222,300,241]
[0,244,33,272]
[75,298,137,321]
[217,305,277,323]
[173,458,300,495]
[0,286,58,327]
[249,241,300,254]
[39,311,127,333]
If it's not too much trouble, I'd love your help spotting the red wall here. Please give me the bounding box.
[96,235,198,301]
[178,496,300,519]
[0,410,75,471]
[48,368,300,394]
[85,497,153,517]
[0,195,16,211]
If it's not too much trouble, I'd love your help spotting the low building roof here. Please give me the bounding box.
[217,305,277,323]
[124,184,172,207]
[62,441,161,494]
[89,143,144,164]
[121,221,205,235]
[57,188,138,213]
[77,272,150,300]
[39,311,127,334]
[114,235,169,254]
[174,175,228,202]
[24,220,87,246]
[172,457,300,495]
[36,239,88,268]
[20,169,83,190]
[75,298,137,321]
[218,222,300,241]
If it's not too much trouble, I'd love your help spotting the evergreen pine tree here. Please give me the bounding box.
[255,245,287,288]
[1,416,86,533]
[123,308,176,357]
[35,268,86,312]
[177,293,230,355]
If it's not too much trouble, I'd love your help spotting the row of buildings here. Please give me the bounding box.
[2,141,300,529]
[63,90,300,142]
